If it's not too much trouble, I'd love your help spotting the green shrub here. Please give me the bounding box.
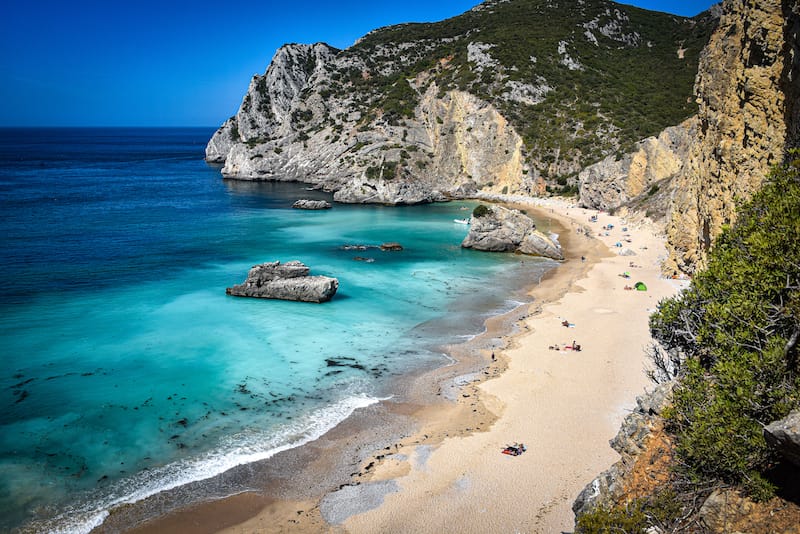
[651,155,800,500]
[576,503,648,534]
[383,161,398,180]
[472,204,491,218]
[576,489,682,533]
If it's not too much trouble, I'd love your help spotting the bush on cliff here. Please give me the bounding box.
[649,154,800,499]
[472,204,491,218]
[576,488,682,534]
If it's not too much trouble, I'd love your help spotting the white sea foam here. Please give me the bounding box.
[37,394,384,534]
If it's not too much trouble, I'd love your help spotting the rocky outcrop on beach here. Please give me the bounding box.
[765,410,800,467]
[226,261,339,303]
[292,199,332,210]
[573,381,675,517]
[206,0,713,202]
[461,205,563,260]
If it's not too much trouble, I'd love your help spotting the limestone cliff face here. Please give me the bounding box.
[207,0,714,203]
[207,43,527,204]
[664,0,800,274]
[578,118,696,212]
[577,0,799,273]
[333,87,527,204]
[206,43,339,164]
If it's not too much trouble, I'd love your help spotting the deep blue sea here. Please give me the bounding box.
[0,128,556,533]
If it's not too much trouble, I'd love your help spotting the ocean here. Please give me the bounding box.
[0,128,557,532]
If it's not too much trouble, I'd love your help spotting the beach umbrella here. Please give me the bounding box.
[634,282,647,291]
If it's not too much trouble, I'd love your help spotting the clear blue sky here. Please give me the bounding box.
[0,0,717,127]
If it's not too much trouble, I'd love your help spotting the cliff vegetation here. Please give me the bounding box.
[577,155,800,532]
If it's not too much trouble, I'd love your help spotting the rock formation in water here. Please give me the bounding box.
[461,205,563,259]
[292,199,332,209]
[207,0,714,203]
[226,261,339,303]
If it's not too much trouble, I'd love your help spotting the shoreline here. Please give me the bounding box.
[116,197,684,533]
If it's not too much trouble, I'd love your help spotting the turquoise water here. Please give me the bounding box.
[0,128,556,532]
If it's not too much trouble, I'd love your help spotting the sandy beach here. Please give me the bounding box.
[337,200,685,533]
[202,198,687,534]
[126,198,686,534]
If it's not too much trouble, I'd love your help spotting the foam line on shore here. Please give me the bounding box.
[38,394,384,534]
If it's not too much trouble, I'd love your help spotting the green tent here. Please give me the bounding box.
[634,281,647,291]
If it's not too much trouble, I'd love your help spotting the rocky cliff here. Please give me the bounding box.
[664,0,800,274]
[577,0,799,274]
[207,0,714,204]
[578,118,696,213]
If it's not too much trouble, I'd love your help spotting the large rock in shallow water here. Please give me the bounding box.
[226,261,339,303]
[461,205,563,260]
[292,199,331,210]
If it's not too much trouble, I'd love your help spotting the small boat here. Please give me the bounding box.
[454,218,470,225]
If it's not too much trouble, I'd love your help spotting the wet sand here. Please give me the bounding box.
[122,198,685,533]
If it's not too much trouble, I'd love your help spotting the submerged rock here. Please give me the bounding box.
[292,199,332,210]
[461,205,563,260]
[226,261,338,303]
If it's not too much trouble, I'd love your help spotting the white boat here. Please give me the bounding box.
[454,218,470,225]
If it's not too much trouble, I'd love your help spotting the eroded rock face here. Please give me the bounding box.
[461,205,563,260]
[226,261,338,303]
[577,1,799,274]
[698,489,758,533]
[210,55,529,205]
[292,199,331,210]
[764,410,800,467]
[573,381,675,518]
[663,0,800,274]
[204,37,529,205]
[578,119,695,211]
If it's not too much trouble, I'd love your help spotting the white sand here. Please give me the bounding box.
[341,200,687,533]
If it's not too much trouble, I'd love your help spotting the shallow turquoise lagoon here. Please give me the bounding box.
[0,128,556,532]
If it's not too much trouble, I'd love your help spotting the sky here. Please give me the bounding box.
[0,0,717,127]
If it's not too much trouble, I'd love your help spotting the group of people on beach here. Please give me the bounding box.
[548,340,581,351]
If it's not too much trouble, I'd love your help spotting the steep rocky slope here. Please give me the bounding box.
[577,0,799,274]
[663,0,800,274]
[207,0,714,204]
